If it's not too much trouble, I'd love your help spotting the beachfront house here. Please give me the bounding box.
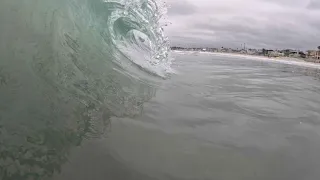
[247,49,258,55]
[315,51,320,59]
[299,51,307,58]
[307,50,320,59]
[269,50,284,57]
[289,50,300,58]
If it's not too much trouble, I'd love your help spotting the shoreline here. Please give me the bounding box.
[173,50,320,69]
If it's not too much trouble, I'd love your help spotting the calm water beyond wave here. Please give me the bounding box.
[53,52,320,180]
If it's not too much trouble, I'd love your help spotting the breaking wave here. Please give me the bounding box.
[0,0,170,179]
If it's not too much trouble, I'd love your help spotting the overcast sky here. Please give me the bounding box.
[164,0,320,50]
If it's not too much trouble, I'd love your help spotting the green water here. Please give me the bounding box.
[0,0,169,179]
[55,52,320,180]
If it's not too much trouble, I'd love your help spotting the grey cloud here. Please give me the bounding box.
[307,0,320,9]
[193,22,303,48]
[193,22,263,37]
[309,19,320,30]
[165,0,320,50]
[167,0,197,16]
[260,0,306,7]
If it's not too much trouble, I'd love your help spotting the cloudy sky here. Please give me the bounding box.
[164,0,320,50]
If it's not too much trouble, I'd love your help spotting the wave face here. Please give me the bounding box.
[0,0,170,179]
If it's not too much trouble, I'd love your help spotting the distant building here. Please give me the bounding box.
[265,49,273,57]
[307,50,320,59]
[287,50,300,58]
[282,49,291,57]
[298,51,307,58]
[247,49,259,55]
[269,50,284,57]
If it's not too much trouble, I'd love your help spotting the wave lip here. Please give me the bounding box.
[104,0,171,78]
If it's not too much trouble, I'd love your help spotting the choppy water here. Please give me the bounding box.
[52,52,320,180]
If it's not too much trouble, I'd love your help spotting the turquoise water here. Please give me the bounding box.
[0,0,169,179]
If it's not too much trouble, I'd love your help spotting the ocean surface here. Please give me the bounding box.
[1,0,320,179]
[51,52,320,180]
[2,46,320,179]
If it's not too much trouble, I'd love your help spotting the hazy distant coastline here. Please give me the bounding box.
[171,47,320,65]
[173,50,320,69]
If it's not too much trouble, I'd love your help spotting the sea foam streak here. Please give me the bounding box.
[0,0,170,179]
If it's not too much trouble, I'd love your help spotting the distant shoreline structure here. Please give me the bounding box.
[173,50,320,70]
[171,47,320,64]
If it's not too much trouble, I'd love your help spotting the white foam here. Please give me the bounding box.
[221,53,320,69]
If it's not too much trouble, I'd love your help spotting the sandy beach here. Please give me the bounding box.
[174,50,320,69]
